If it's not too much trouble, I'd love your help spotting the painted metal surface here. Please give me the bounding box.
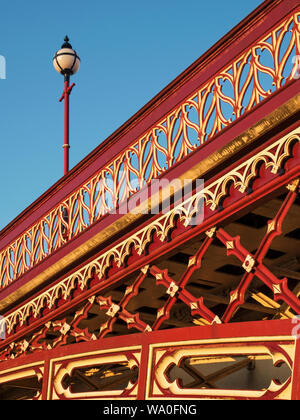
[0,320,298,400]
[1,1,300,289]
[0,0,300,401]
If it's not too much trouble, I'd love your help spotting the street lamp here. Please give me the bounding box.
[53,36,80,175]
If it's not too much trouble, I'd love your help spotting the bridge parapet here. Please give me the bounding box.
[1,2,300,400]
[0,0,300,310]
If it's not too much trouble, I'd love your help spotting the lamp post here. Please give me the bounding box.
[53,36,80,175]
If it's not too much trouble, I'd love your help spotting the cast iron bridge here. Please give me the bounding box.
[0,0,300,400]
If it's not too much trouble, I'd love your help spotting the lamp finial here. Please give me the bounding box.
[61,35,72,49]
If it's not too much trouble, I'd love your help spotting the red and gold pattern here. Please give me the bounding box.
[0,174,299,362]
[1,0,300,402]
[0,125,299,340]
[148,338,295,400]
[0,321,297,400]
[1,8,300,289]
[0,362,44,400]
[49,348,141,400]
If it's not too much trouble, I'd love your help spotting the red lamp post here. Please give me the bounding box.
[53,36,80,176]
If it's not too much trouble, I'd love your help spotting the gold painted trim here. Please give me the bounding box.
[145,335,296,400]
[2,125,300,334]
[1,93,300,312]
[148,335,295,348]
[49,345,141,364]
[0,361,43,377]
[47,345,141,400]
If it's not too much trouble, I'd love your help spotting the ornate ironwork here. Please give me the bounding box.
[1,8,300,289]
[1,174,299,362]
[0,126,299,340]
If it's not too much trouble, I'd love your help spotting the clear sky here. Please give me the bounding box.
[0,0,263,231]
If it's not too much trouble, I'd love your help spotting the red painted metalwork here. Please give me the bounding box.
[0,172,299,358]
[0,1,300,290]
[0,121,298,322]
[0,0,300,401]
[0,173,299,356]
[0,319,298,400]
[59,78,75,175]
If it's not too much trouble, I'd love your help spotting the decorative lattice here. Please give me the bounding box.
[1,179,299,362]
[1,8,300,288]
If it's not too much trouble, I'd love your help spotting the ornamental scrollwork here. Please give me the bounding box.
[1,9,300,288]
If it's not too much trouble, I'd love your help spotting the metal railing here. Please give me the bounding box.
[1,8,300,289]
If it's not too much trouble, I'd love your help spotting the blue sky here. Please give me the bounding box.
[0,0,262,231]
